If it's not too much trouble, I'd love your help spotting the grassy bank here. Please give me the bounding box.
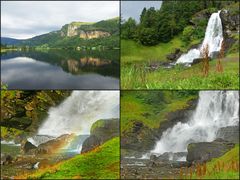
[22,137,120,179]
[121,38,202,64]
[190,144,239,179]
[121,45,239,89]
[121,91,197,132]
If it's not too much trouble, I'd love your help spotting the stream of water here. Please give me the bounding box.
[151,91,239,156]
[176,11,223,64]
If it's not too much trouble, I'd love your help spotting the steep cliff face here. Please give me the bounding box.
[66,24,79,37]
[60,22,112,39]
[79,30,111,39]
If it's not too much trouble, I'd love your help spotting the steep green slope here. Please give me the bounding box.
[121,91,197,131]
[24,137,120,179]
[12,17,119,49]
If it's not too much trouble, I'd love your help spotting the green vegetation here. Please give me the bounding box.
[121,38,202,63]
[1,90,70,140]
[25,137,120,179]
[121,1,239,90]
[121,1,232,45]
[2,18,119,49]
[190,145,239,179]
[90,120,106,134]
[121,51,239,89]
[121,91,198,132]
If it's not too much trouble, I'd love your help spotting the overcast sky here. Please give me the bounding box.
[121,1,162,22]
[1,1,119,39]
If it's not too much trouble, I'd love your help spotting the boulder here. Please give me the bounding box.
[22,141,37,154]
[216,126,239,144]
[166,48,183,61]
[35,134,74,154]
[81,118,119,153]
[187,139,235,164]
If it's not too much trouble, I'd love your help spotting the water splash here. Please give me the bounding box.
[176,11,223,64]
[151,91,239,154]
[38,91,119,137]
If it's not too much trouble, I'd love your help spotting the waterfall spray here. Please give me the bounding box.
[37,91,119,137]
[151,91,239,154]
[176,11,223,64]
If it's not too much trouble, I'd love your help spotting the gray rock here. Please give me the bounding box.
[23,141,37,154]
[187,139,235,164]
[81,118,119,153]
[216,126,239,144]
[166,48,183,61]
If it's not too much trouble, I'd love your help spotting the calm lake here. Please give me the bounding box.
[1,49,119,89]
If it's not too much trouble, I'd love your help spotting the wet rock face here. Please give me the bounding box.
[81,119,119,153]
[220,9,240,37]
[216,126,239,144]
[187,139,235,164]
[121,121,158,154]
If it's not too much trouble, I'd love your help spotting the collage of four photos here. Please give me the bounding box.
[1,0,239,179]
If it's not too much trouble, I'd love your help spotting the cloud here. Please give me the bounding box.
[1,1,119,39]
[121,1,162,22]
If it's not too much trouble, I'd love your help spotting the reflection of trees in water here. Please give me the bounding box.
[1,50,119,78]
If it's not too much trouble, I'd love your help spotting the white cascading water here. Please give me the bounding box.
[37,91,119,137]
[151,91,239,155]
[176,11,223,64]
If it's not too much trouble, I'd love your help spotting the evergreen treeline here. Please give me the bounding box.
[121,0,235,46]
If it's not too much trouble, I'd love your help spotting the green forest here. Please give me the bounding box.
[121,1,239,89]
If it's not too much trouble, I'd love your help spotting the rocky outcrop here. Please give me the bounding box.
[121,98,198,156]
[220,7,240,37]
[61,23,111,39]
[79,30,110,39]
[22,141,37,154]
[66,24,79,37]
[216,126,239,144]
[166,48,183,61]
[156,98,198,140]
[81,119,119,153]
[34,134,75,155]
[186,139,235,164]
[121,121,158,154]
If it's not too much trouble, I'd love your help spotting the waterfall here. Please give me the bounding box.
[151,91,239,154]
[37,91,119,137]
[176,11,223,64]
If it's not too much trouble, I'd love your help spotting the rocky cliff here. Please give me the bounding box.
[60,19,117,39]
[81,118,119,153]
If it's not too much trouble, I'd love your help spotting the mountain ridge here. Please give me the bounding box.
[1,17,120,49]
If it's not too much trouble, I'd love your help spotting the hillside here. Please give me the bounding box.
[2,17,120,49]
[19,137,120,179]
[121,91,198,155]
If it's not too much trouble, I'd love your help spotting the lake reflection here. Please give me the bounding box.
[1,50,119,89]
